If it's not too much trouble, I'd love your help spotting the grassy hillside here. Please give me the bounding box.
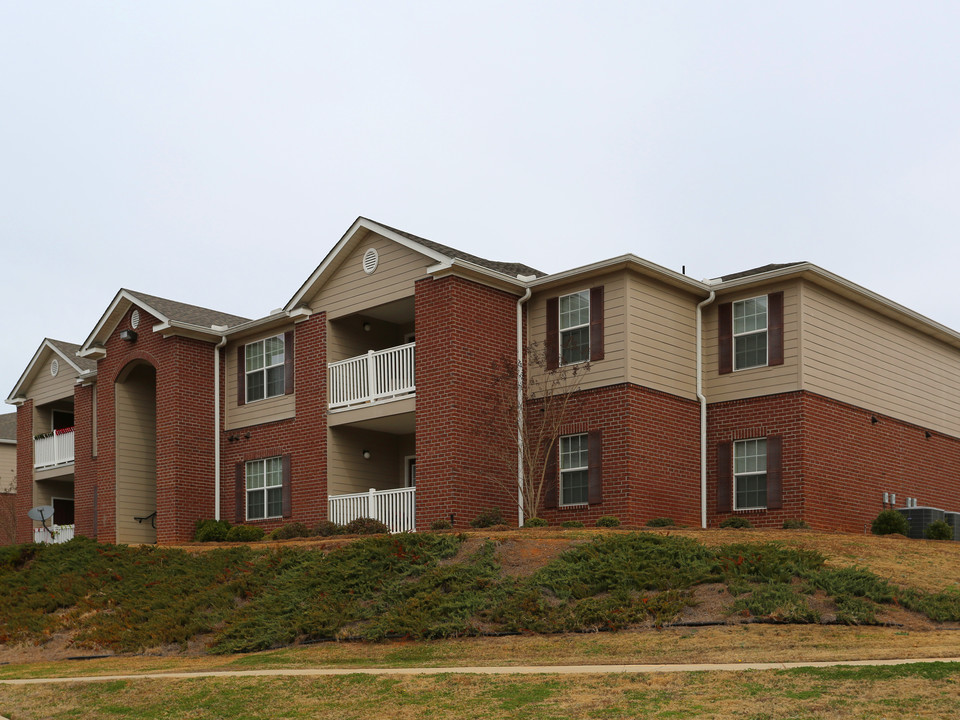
[2,530,959,657]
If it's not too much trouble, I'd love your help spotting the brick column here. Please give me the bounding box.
[14,401,34,543]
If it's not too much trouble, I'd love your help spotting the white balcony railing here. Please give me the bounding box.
[328,486,416,533]
[328,342,416,409]
[34,524,75,544]
[34,428,75,469]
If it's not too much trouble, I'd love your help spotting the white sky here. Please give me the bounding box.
[3,1,960,400]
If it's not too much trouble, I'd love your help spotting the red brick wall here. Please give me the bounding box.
[73,384,98,540]
[0,493,15,545]
[219,313,327,534]
[415,276,520,529]
[14,401,34,543]
[534,384,701,528]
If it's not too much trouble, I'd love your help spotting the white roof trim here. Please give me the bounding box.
[528,254,709,293]
[0,438,15,445]
[5,339,89,404]
[284,218,456,312]
[79,289,172,355]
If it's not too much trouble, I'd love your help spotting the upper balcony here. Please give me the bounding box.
[328,342,415,410]
[34,427,75,470]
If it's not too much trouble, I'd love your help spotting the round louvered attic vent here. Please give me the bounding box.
[50,358,59,377]
[131,309,140,329]
[362,248,379,275]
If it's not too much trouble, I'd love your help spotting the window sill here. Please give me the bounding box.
[733,507,767,513]
[559,502,589,509]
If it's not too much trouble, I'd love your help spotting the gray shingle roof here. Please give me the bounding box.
[0,412,16,441]
[47,339,97,373]
[368,219,544,278]
[720,262,806,283]
[125,290,250,329]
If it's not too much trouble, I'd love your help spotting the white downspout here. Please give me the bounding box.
[696,290,716,529]
[516,286,532,526]
[214,334,228,520]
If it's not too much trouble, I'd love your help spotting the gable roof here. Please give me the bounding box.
[6,338,97,404]
[718,262,806,283]
[286,217,543,311]
[0,412,15,443]
[80,289,250,356]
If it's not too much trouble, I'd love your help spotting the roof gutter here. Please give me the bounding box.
[696,289,717,529]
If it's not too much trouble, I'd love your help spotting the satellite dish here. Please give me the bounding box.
[28,505,55,524]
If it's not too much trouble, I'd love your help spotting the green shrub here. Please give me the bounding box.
[195,519,232,542]
[430,519,452,531]
[596,516,620,528]
[312,520,345,537]
[225,525,265,542]
[561,520,584,529]
[782,518,809,529]
[834,595,879,625]
[524,517,548,528]
[732,584,819,623]
[871,509,909,536]
[344,517,390,535]
[470,508,504,529]
[719,516,753,529]
[646,517,676,528]
[270,522,310,540]
[925,520,953,541]
[805,567,894,603]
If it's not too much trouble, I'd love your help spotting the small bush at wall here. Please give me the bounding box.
[344,517,390,535]
[194,519,232,542]
[269,522,311,540]
[871,509,909,536]
[313,521,345,537]
[470,508,504,529]
[719,517,753,529]
[561,520,584,529]
[524,517,548,528]
[646,517,676,528]
[225,525,265,542]
[596,516,620,528]
[782,518,809,529]
[925,520,953,541]
[430,519,452,531]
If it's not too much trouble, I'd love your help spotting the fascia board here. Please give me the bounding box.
[79,290,171,354]
[528,255,709,295]
[222,311,298,340]
[153,320,227,342]
[0,439,16,445]
[427,259,528,294]
[284,217,453,312]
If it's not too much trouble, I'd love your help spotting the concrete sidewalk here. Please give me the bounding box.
[3,656,960,685]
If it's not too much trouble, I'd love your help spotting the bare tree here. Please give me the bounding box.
[485,341,590,523]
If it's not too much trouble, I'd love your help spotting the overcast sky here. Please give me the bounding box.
[3,1,960,402]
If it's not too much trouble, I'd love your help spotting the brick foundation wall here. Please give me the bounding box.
[533,384,701,528]
[415,276,520,529]
[219,313,327,534]
[14,401,34,543]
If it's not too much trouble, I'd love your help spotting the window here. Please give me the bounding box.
[245,335,285,402]
[733,296,768,370]
[246,457,283,520]
[734,439,767,510]
[560,433,589,506]
[559,290,590,365]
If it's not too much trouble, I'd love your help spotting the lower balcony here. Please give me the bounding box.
[33,524,76,544]
[34,428,75,469]
[328,342,415,410]
[328,486,416,533]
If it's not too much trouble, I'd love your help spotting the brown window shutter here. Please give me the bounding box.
[587,430,603,504]
[543,440,558,509]
[589,286,604,362]
[766,435,783,509]
[545,297,559,371]
[235,462,245,522]
[236,345,246,406]
[284,330,295,395]
[281,454,293,518]
[767,292,784,367]
[718,302,733,375]
[716,442,732,512]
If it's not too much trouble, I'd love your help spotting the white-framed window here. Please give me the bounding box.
[733,296,768,370]
[246,456,283,520]
[559,433,589,506]
[734,438,767,510]
[559,290,590,366]
[245,335,285,402]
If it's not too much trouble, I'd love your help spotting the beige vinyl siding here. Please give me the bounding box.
[626,271,699,400]
[224,328,296,431]
[703,280,802,402]
[327,427,413,496]
[527,272,628,393]
[115,365,156,544]
[24,352,77,406]
[307,231,433,320]
[0,444,16,494]
[801,282,960,437]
